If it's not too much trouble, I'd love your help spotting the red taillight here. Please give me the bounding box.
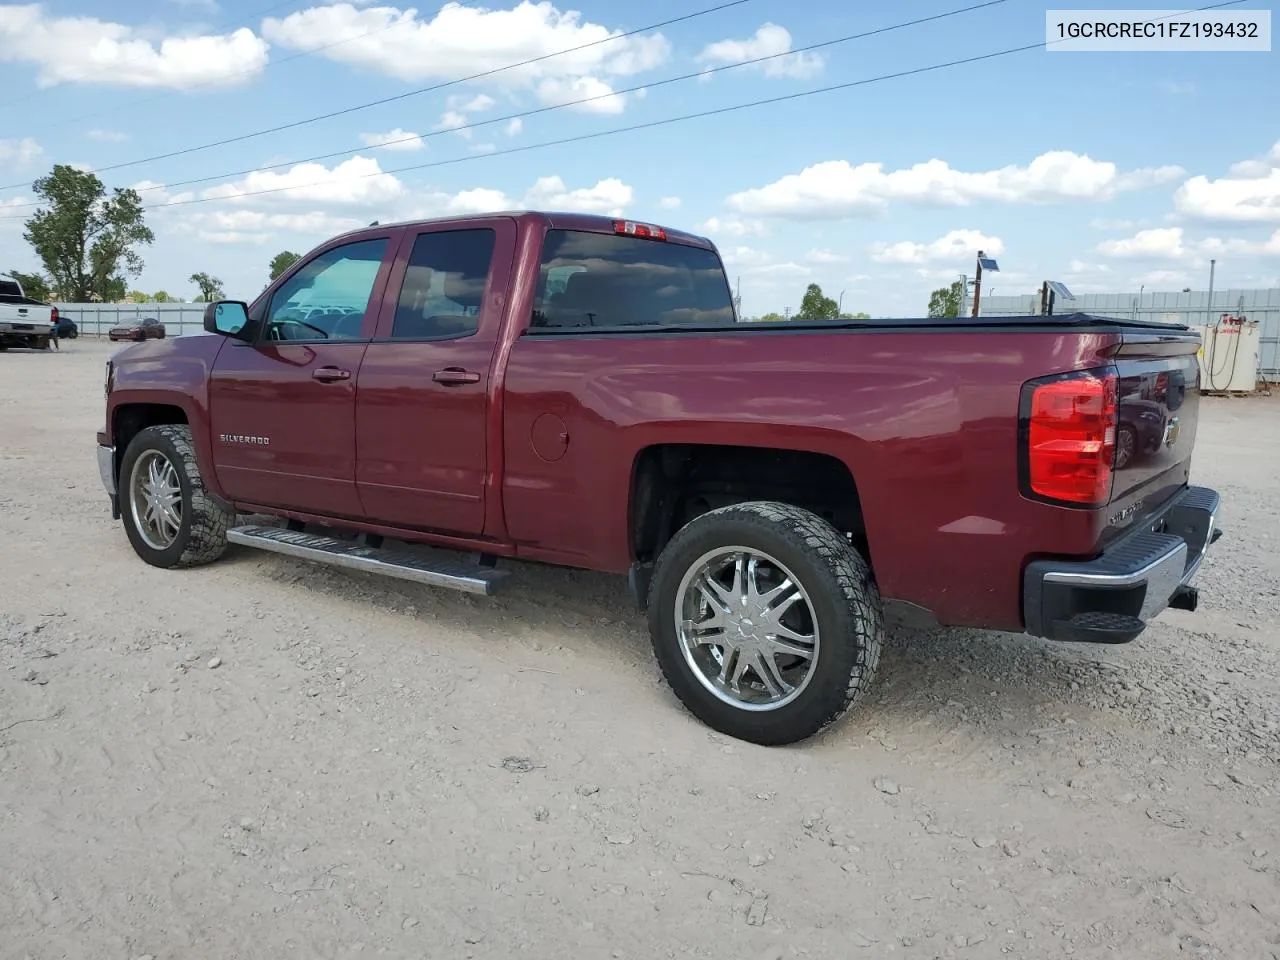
[51,307,59,322]
[1022,370,1118,506]
[614,219,666,241]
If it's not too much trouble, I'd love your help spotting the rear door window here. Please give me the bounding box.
[531,230,734,330]
[390,228,496,340]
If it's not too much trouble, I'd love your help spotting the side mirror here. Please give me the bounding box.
[204,300,250,338]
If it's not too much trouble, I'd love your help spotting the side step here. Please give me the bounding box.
[226,524,508,596]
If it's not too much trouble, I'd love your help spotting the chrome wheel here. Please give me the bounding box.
[1116,426,1136,470]
[129,450,183,551]
[675,547,820,712]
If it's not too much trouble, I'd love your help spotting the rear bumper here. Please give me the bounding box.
[1023,485,1220,644]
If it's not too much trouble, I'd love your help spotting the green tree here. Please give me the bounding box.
[23,164,153,303]
[152,290,171,303]
[795,283,839,320]
[189,271,224,303]
[7,269,52,302]
[927,280,965,318]
[757,311,786,323]
[128,289,153,302]
[840,311,871,320]
[269,250,301,282]
[100,277,127,302]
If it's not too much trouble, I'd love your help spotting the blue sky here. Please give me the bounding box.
[0,0,1276,315]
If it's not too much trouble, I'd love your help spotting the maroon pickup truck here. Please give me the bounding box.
[96,211,1221,745]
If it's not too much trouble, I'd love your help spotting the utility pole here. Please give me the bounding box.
[838,289,845,317]
[1206,259,1216,327]
[970,251,985,317]
[958,274,969,317]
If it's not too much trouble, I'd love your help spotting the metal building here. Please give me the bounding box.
[979,287,1280,381]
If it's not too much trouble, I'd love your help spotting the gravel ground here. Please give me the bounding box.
[2,339,1278,960]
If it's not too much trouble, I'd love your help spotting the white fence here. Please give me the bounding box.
[56,302,208,338]
[980,287,1280,380]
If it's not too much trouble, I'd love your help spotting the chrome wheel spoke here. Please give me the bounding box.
[675,545,821,713]
[753,651,791,699]
[129,450,184,551]
[766,636,814,660]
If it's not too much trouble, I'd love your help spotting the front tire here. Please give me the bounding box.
[646,501,884,746]
[118,424,233,569]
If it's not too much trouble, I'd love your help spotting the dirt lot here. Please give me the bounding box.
[2,338,1278,960]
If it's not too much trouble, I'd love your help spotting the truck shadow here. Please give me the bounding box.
[223,544,1143,753]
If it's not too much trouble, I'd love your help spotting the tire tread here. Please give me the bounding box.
[647,500,884,744]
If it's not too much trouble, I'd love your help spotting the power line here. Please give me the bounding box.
[62,0,1244,217]
[2,40,1052,221]
[0,0,755,193]
[0,0,303,110]
[0,0,1245,221]
[45,5,464,132]
[0,0,1010,211]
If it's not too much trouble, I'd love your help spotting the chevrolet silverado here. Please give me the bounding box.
[95,212,1222,745]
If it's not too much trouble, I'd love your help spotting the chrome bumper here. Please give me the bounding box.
[1023,485,1221,644]
[97,443,116,497]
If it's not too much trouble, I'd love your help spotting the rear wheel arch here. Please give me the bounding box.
[627,441,873,573]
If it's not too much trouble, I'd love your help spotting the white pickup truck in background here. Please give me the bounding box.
[0,273,56,350]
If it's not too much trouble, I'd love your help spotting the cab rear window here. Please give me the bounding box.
[531,230,734,330]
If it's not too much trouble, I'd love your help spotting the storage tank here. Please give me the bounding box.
[1191,316,1261,393]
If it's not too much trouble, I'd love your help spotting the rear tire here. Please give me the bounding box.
[119,424,233,569]
[646,501,884,746]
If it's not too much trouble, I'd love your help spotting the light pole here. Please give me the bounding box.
[837,289,845,317]
[971,251,1000,317]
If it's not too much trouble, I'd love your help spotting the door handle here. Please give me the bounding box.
[432,368,481,385]
[312,366,351,382]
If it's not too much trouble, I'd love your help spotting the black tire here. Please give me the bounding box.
[118,424,233,569]
[646,501,884,746]
[68,329,78,339]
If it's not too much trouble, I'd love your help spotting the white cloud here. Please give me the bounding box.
[200,230,270,245]
[523,175,632,215]
[1174,142,1280,222]
[435,93,498,139]
[1098,227,1187,259]
[806,248,850,264]
[504,117,523,137]
[1097,225,1280,261]
[533,75,628,114]
[727,151,1185,219]
[262,1,669,112]
[719,245,810,278]
[199,155,406,208]
[359,128,425,151]
[658,196,681,210]
[451,93,496,113]
[0,136,42,166]
[1131,269,1191,287]
[401,175,634,220]
[699,216,767,238]
[0,5,267,89]
[1226,142,1280,178]
[86,129,128,143]
[1089,218,1137,230]
[697,23,823,79]
[870,229,1003,265]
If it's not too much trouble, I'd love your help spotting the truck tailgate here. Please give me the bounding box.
[1102,329,1202,544]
